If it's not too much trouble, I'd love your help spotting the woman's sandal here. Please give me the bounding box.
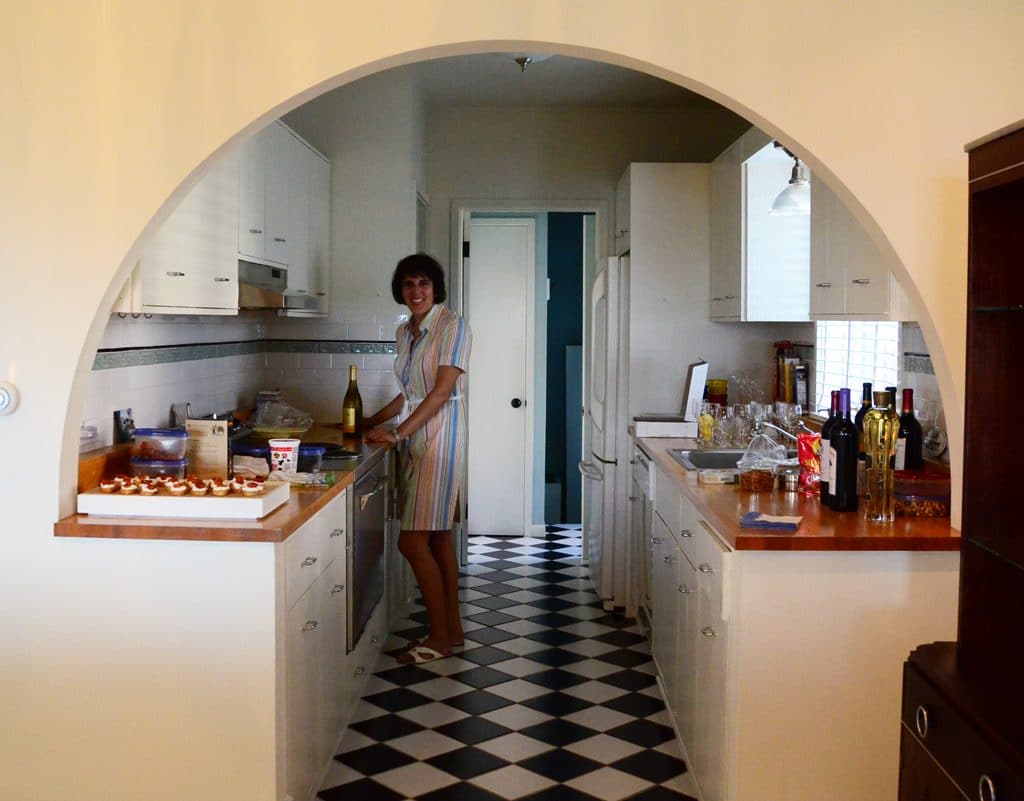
[398,644,452,665]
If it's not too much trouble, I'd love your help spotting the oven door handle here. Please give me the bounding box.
[358,478,387,510]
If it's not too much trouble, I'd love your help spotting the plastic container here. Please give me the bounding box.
[251,390,312,438]
[737,430,788,493]
[894,468,951,517]
[129,457,188,479]
[131,428,188,461]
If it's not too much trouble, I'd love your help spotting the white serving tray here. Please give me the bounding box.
[77,481,290,520]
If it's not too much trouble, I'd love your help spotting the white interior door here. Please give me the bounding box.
[466,217,535,535]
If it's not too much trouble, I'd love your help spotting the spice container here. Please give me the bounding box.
[737,429,787,493]
[739,468,776,492]
[131,428,189,461]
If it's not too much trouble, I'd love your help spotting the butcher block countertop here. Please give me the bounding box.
[54,425,389,544]
[633,433,961,552]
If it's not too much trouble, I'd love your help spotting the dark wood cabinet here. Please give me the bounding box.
[899,122,1024,801]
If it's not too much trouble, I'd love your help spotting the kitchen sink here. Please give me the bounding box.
[669,447,798,471]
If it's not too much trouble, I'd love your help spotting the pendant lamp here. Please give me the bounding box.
[770,143,810,215]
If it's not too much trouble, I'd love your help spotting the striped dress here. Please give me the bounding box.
[394,303,472,530]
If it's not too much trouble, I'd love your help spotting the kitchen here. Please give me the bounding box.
[3,5,1020,801]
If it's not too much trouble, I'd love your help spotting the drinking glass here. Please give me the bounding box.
[713,405,733,447]
[732,404,753,447]
[697,402,719,448]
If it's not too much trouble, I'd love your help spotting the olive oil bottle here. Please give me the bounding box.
[862,390,899,522]
[341,365,363,436]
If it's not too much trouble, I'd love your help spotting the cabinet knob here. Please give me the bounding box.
[302,620,319,632]
[711,296,724,302]
[651,537,664,545]
[316,291,327,296]
[815,281,832,288]
[371,636,379,644]
[851,278,872,285]
[701,626,717,638]
[165,271,185,278]
[914,705,929,739]
[301,556,317,567]
[214,276,231,282]
[330,528,344,537]
[354,666,366,676]
[663,555,675,564]
[680,529,693,537]
[629,496,639,502]
[249,227,263,234]
[699,563,713,573]
[274,236,286,243]
[724,295,737,300]
[979,774,996,801]
[296,289,308,294]
[677,584,689,594]
[331,584,345,594]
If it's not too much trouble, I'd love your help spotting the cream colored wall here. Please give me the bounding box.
[2,2,1021,798]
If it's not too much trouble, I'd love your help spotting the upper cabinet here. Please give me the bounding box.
[118,121,331,317]
[809,174,909,319]
[709,127,810,322]
[615,166,632,255]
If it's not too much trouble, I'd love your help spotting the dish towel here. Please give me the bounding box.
[740,511,802,531]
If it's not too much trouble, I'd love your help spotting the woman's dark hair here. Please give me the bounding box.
[391,253,447,304]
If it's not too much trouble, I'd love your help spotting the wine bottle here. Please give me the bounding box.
[854,382,872,496]
[829,388,860,512]
[863,391,900,522]
[341,365,363,436]
[820,390,840,507]
[898,388,924,470]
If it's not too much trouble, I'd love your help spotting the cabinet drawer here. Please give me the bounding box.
[632,451,653,500]
[285,506,330,609]
[902,662,1024,801]
[326,488,349,566]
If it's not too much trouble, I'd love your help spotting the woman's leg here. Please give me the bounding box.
[397,530,450,658]
[428,529,464,646]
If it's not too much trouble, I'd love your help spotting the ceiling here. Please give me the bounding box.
[406,53,722,108]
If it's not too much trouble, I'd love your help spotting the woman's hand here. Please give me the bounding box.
[364,427,398,446]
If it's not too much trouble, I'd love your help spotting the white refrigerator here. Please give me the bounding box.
[580,256,630,610]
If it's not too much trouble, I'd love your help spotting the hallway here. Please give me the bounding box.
[318,526,699,801]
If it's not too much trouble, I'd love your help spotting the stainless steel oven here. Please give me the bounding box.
[347,451,388,651]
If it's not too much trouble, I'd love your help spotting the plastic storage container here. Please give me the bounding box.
[894,468,951,517]
[737,430,788,493]
[232,443,325,473]
[129,457,188,479]
[131,428,189,461]
[251,390,313,438]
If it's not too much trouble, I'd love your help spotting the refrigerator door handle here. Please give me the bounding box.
[579,460,603,481]
[592,453,618,466]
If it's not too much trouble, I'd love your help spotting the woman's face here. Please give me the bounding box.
[401,274,434,318]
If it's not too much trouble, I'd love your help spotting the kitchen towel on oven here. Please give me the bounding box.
[740,511,802,531]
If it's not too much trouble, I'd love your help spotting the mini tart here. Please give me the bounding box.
[210,483,230,496]
[118,483,139,495]
[167,481,189,496]
[140,482,159,496]
[241,481,264,496]
[231,477,247,492]
[113,474,130,486]
[98,479,118,493]
[189,483,209,496]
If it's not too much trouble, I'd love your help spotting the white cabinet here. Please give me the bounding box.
[810,174,910,319]
[281,140,330,316]
[238,121,291,267]
[137,150,239,314]
[710,126,809,322]
[615,166,631,255]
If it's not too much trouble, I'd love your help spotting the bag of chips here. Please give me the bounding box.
[797,432,822,497]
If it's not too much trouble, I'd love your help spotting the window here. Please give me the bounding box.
[814,320,899,412]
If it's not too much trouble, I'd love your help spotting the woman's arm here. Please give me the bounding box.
[364,393,405,430]
[385,365,462,445]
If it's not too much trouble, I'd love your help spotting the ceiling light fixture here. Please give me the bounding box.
[770,142,811,215]
[514,56,533,72]
[510,53,552,73]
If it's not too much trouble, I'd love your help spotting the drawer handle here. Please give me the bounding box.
[915,705,929,739]
[301,556,317,567]
[354,666,366,676]
[249,227,263,234]
[302,620,318,632]
[680,529,693,537]
[331,584,345,594]
[851,278,872,285]
[274,236,287,243]
[677,584,690,594]
[214,276,231,282]
[330,528,344,537]
[815,281,832,288]
[979,774,996,801]
[701,626,717,638]
[664,555,675,564]
[629,496,639,502]
[165,271,185,278]
[652,537,664,545]
[699,563,713,573]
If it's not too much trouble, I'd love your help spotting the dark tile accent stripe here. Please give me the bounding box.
[92,339,396,370]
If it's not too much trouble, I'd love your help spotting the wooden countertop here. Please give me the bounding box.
[634,433,961,552]
[54,425,390,544]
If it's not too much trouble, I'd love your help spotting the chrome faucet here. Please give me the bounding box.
[752,420,801,443]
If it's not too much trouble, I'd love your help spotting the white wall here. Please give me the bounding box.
[3,3,1023,798]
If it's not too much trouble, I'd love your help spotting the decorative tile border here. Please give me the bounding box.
[903,352,934,375]
[93,339,395,370]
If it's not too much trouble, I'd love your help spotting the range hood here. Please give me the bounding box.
[238,260,286,310]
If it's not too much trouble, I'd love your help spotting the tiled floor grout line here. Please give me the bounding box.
[318,525,699,801]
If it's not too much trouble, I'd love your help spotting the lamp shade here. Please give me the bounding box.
[770,159,811,215]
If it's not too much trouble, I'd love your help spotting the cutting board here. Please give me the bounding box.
[77,481,290,520]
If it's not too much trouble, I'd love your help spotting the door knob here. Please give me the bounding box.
[511,398,524,408]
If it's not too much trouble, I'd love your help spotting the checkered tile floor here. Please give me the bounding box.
[317,525,698,801]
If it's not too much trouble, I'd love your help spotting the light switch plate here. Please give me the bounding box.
[0,381,19,415]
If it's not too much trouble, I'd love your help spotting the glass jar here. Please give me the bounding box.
[862,391,900,522]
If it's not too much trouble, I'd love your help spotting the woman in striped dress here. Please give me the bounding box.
[365,254,472,664]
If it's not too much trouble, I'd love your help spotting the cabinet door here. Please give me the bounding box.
[675,548,698,755]
[615,166,631,255]
[694,570,728,801]
[139,151,238,312]
[810,175,845,316]
[709,139,742,320]
[650,514,678,710]
[284,134,312,299]
[308,152,331,311]
[844,208,891,315]
[264,122,292,266]
[897,726,965,801]
[322,558,349,749]
[237,130,267,261]
[286,578,327,801]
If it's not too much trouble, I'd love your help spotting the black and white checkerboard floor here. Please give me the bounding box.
[317,525,699,801]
